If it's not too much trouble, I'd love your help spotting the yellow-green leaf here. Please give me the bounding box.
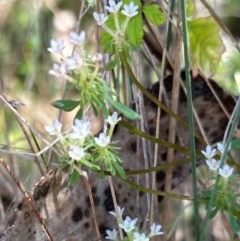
[186,0,195,17]
[143,4,165,26]
[188,17,225,77]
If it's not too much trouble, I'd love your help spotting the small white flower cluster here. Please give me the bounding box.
[201,143,234,179]
[106,206,163,241]
[93,0,139,50]
[48,31,103,79]
[45,112,121,163]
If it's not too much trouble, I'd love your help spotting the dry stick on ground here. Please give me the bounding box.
[0,94,60,157]
[78,168,102,241]
[0,158,54,241]
[133,54,152,230]
[108,176,124,240]
[162,20,182,241]
[13,114,45,174]
[150,1,172,234]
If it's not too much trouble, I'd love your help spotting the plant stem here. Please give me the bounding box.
[199,97,240,241]
[180,0,200,239]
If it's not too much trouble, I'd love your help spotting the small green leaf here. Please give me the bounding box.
[91,102,99,116]
[186,0,195,17]
[126,14,143,46]
[105,60,117,70]
[91,165,101,171]
[113,162,126,179]
[229,211,240,233]
[209,207,219,219]
[59,162,68,170]
[122,0,141,6]
[143,4,165,26]
[101,103,109,118]
[69,163,74,174]
[101,32,115,54]
[51,99,80,111]
[66,81,75,92]
[188,17,225,77]
[230,138,240,150]
[91,94,102,109]
[105,96,140,120]
[75,108,83,120]
[68,171,80,186]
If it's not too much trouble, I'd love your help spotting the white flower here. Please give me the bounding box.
[218,164,234,178]
[49,63,67,78]
[133,232,149,241]
[70,31,85,45]
[47,39,65,54]
[107,112,121,125]
[105,229,118,240]
[121,2,138,17]
[69,145,85,160]
[65,52,84,70]
[149,223,163,237]
[71,118,92,140]
[94,133,110,147]
[45,119,62,135]
[206,159,220,171]
[91,53,103,62]
[217,143,224,153]
[109,206,124,217]
[82,114,91,123]
[106,0,122,13]
[217,142,231,154]
[93,12,108,25]
[119,216,138,232]
[201,145,216,160]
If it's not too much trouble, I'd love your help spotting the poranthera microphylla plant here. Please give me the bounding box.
[46,0,164,184]
[105,206,163,240]
[45,112,126,184]
[201,143,240,233]
[45,0,240,238]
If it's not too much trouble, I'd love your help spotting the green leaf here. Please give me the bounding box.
[101,103,109,118]
[122,0,141,6]
[229,211,240,233]
[112,162,126,179]
[66,81,75,92]
[101,31,115,54]
[209,207,219,219]
[105,60,117,70]
[186,0,195,17]
[126,14,143,46]
[188,17,225,77]
[105,96,140,120]
[91,102,98,116]
[68,171,80,186]
[51,99,80,111]
[216,50,240,95]
[230,138,240,150]
[59,162,68,170]
[143,4,165,26]
[75,108,83,120]
[91,94,102,109]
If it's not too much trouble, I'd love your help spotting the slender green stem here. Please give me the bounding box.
[122,16,130,33]
[119,51,206,145]
[102,24,116,37]
[180,0,200,239]
[199,98,240,241]
[113,12,120,31]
